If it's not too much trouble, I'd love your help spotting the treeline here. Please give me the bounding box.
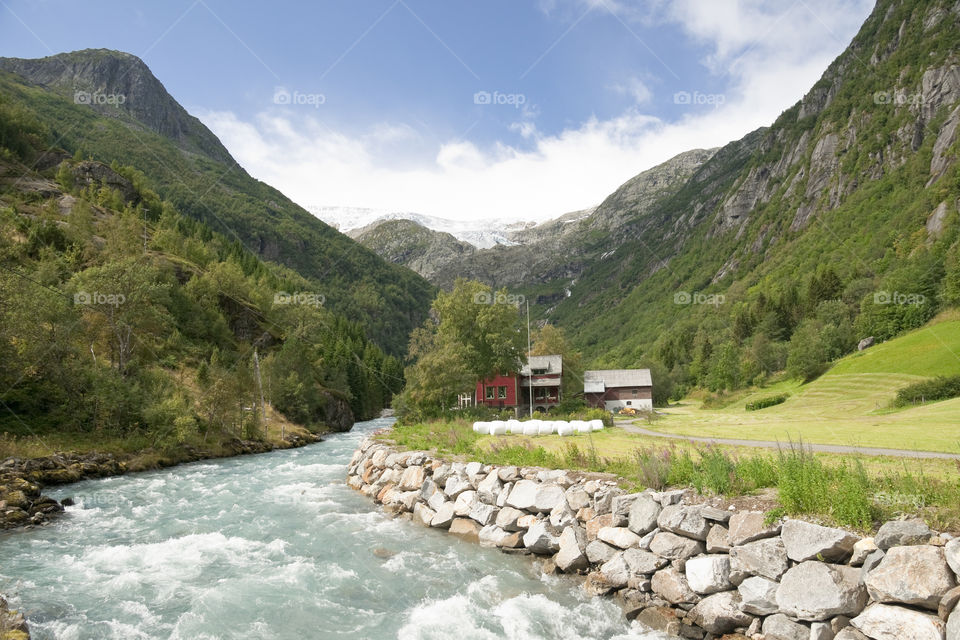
[0,133,401,443]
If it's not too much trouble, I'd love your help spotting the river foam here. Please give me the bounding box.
[0,418,669,639]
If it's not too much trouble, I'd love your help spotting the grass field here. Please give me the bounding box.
[644,314,960,453]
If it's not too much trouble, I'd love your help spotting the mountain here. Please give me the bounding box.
[313,206,524,249]
[352,147,717,291]
[0,49,433,355]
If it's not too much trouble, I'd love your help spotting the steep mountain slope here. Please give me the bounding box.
[544,0,960,384]
[0,50,433,354]
[349,219,476,281]
[353,148,716,291]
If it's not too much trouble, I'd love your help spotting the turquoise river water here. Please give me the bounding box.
[0,418,670,639]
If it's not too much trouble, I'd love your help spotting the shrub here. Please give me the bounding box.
[745,394,787,411]
[894,375,960,406]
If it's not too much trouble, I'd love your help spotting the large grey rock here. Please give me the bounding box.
[430,501,456,528]
[565,486,591,511]
[649,531,706,560]
[850,537,878,567]
[781,519,859,562]
[706,524,731,553]
[685,554,732,594]
[468,501,499,526]
[443,474,472,499]
[762,613,810,640]
[398,465,425,491]
[413,502,436,526]
[523,521,560,555]
[497,466,519,482]
[548,503,578,530]
[478,524,511,548]
[585,539,617,565]
[851,603,946,640]
[946,538,960,578]
[834,628,869,640]
[738,575,780,615]
[464,461,483,478]
[623,547,669,574]
[593,487,626,515]
[453,490,478,516]
[687,591,753,634]
[611,493,644,520]
[506,479,539,511]
[777,561,868,621]
[651,567,700,604]
[449,518,482,543]
[657,505,710,540]
[627,494,661,535]
[948,608,960,640]
[476,471,502,504]
[598,526,641,549]
[555,526,589,572]
[727,510,782,546]
[419,478,438,501]
[730,536,790,581]
[810,621,835,640]
[875,519,934,550]
[534,484,567,513]
[495,506,526,531]
[939,585,960,620]
[865,545,956,610]
[600,553,632,588]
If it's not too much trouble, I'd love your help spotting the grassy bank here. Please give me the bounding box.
[646,315,960,452]
[382,419,960,532]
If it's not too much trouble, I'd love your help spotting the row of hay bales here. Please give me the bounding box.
[472,419,605,436]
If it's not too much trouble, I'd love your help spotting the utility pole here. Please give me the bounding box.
[526,299,533,418]
[253,348,268,440]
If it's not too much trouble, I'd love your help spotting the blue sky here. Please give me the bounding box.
[0,0,875,223]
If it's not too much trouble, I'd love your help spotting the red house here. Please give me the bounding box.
[475,355,562,413]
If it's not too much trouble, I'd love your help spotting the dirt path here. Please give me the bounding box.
[617,421,960,460]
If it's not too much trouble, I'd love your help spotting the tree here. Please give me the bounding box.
[786,320,829,381]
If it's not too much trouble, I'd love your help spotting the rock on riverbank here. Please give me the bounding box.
[348,437,960,640]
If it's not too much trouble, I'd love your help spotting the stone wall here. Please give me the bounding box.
[348,437,960,640]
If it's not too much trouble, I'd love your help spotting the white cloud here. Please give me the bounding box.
[198,0,874,224]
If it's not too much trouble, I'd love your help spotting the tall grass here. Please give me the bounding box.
[384,419,960,531]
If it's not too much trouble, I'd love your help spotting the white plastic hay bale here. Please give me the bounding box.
[590,419,605,431]
[505,419,522,434]
[573,420,591,434]
[472,421,487,433]
[556,421,575,436]
[538,421,556,436]
[489,421,507,436]
[522,420,540,436]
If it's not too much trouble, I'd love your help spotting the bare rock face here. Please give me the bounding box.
[657,505,711,541]
[762,613,810,640]
[730,536,790,581]
[781,519,859,562]
[738,575,780,615]
[874,519,933,550]
[684,554,733,595]
[851,603,947,640]
[727,511,782,546]
[686,591,753,634]
[777,561,868,621]
[651,567,700,605]
[865,545,956,610]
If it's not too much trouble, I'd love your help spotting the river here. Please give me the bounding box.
[0,418,669,639]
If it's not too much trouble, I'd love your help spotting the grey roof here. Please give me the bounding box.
[584,369,652,389]
[520,354,562,376]
[584,380,605,393]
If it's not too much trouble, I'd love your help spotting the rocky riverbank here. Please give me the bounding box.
[348,436,960,640]
[0,432,321,531]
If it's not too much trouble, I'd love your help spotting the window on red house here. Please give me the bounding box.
[497,386,507,399]
[485,386,495,400]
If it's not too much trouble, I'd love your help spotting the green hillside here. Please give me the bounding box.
[650,314,960,453]
[0,51,434,355]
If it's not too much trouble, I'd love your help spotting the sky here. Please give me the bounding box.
[0,0,876,224]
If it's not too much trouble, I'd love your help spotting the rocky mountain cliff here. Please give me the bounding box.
[353,148,716,290]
